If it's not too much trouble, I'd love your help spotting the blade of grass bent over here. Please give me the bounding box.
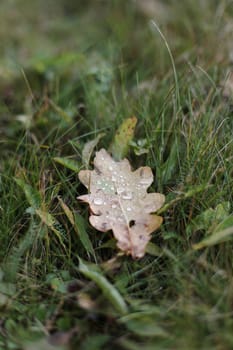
[79,258,128,315]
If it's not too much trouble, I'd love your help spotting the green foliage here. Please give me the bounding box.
[0,0,233,349]
[53,157,81,172]
[79,258,128,315]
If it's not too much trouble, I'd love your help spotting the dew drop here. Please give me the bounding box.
[111,176,116,182]
[93,198,103,205]
[139,178,151,185]
[122,193,133,200]
[126,207,132,211]
[109,166,113,171]
[111,204,117,209]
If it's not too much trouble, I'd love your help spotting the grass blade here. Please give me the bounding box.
[79,258,128,315]
[74,213,95,257]
[53,157,81,172]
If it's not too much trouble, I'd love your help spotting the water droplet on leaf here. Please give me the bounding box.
[117,187,125,194]
[93,198,103,205]
[139,178,151,185]
[122,192,133,200]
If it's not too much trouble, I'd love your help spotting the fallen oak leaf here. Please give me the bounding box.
[78,149,165,258]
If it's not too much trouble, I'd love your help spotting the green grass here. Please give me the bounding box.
[1,0,233,349]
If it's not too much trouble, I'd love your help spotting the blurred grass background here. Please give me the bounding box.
[1,1,233,349]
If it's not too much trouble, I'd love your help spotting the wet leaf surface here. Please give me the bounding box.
[78,149,165,258]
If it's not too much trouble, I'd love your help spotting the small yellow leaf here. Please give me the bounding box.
[109,116,137,160]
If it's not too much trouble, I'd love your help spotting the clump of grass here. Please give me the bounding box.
[1,1,233,349]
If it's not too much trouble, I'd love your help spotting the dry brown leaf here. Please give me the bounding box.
[78,149,165,258]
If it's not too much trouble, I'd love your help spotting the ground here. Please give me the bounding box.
[0,1,233,349]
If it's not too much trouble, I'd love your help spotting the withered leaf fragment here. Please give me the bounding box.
[78,149,165,258]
